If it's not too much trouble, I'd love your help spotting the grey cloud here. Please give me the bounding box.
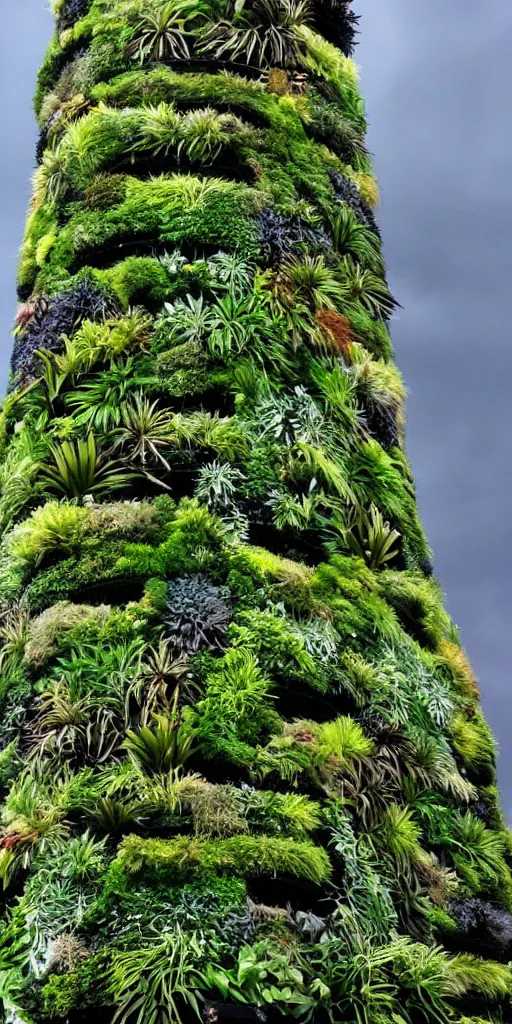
[358,0,512,815]
[0,1,52,391]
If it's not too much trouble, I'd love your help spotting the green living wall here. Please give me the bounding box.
[0,1,511,1021]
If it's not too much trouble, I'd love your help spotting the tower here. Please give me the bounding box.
[0,1,511,1021]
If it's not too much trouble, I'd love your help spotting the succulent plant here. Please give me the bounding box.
[56,0,93,31]
[331,170,382,238]
[165,576,232,653]
[450,898,512,959]
[11,279,116,385]
[257,208,330,263]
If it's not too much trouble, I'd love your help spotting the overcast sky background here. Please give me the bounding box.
[1,2,511,815]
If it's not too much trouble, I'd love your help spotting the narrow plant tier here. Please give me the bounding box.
[0,1,510,1023]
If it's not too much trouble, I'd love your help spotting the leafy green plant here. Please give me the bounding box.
[244,789,321,837]
[195,646,272,748]
[9,501,86,567]
[63,103,134,189]
[39,434,138,499]
[451,710,496,777]
[158,293,214,347]
[450,811,508,891]
[136,101,181,158]
[178,107,244,165]
[114,393,174,476]
[342,255,397,319]
[280,254,347,311]
[33,144,69,208]
[257,386,327,447]
[48,830,107,882]
[448,953,511,1000]
[316,715,374,766]
[64,358,150,431]
[294,440,355,501]
[373,804,422,873]
[208,292,284,364]
[30,674,125,765]
[328,204,382,271]
[122,715,198,774]
[200,0,310,68]
[0,419,47,531]
[127,640,200,725]
[306,932,427,1024]
[130,766,205,817]
[202,939,316,1017]
[0,605,30,671]
[195,459,244,511]
[127,0,198,63]
[110,933,203,1024]
[36,336,95,402]
[343,504,401,569]
[92,796,145,835]
[0,774,69,887]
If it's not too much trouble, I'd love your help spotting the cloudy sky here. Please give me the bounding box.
[1,2,511,815]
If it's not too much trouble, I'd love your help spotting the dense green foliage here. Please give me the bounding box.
[0,1,510,1022]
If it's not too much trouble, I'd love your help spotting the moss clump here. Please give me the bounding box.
[118,833,332,885]
[24,600,111,669]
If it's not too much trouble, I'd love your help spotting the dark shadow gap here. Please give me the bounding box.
[69,578,145,606]
[69,237,247,274]
[103,150,256,185]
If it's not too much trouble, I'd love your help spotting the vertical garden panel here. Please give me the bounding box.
[0,1,511,1022]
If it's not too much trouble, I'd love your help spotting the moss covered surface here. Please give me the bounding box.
[1,1,511,1022]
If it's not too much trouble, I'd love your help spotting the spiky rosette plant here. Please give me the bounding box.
[0,1,510,1022]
